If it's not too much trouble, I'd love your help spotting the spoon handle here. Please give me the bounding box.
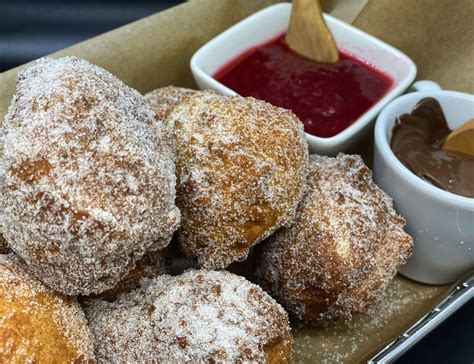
[286,0,339,63]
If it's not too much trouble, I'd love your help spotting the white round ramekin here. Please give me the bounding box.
[190,3,416,155]
[374,88,474,284]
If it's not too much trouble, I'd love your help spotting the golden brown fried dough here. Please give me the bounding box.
[256,154,413,324]
[92,250,167,301]
[144,86,198,120]
[0,57,180,295]
[0,131,7,254]
[169,93,308,269]
[85,270,292,363]
[0,254,95,362]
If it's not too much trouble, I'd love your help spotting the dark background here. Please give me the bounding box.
[396,298,473,364]
[1,1,472,363]
[0,0,183,71]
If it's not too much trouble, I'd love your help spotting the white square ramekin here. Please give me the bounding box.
[374,90,474,285]
[190,3,417,155]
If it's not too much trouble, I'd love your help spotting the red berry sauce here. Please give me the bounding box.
[213,33,393,138]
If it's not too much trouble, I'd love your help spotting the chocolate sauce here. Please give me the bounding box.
[391,97,474,198]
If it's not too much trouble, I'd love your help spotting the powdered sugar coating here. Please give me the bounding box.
[169,93,309,269]
[0,254,95,362]
[85,270,293,363]
[0,57,180,295]
[256,154,413,324]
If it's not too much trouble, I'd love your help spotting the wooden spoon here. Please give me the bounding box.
[442,118,474,156]
[286,0,339,63]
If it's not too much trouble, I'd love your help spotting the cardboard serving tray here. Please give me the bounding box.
[1,0,471,362]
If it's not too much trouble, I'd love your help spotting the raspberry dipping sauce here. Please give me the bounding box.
[214,34,393,138]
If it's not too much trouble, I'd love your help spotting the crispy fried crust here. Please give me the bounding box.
[90,250,167,301]
[84,270,292,363]
[0,254,95,363]
[169,93,308,269]
[256,154,413,324]
[0,57,180,295]
[144,86,198,120]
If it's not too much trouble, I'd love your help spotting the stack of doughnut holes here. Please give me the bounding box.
[0,57,412,363]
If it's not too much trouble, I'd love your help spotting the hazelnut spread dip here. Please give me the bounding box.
[390,97,474,198]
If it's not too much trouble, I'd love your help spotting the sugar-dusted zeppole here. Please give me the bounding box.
[145,86,199,148]
[0,57,180,295]
[91,250,167,301]
[0,254,95,362]
[256,154,413,324]
[168,92,308,269]
[145,86,198,120]
[85,270,293,363]
[0,131,7,254]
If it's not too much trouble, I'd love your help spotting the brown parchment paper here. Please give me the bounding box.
[353,0,474,93]
[0,0,460,362]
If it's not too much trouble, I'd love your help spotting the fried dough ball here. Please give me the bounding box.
[0,57,180,295]
[255,154,413,324]
[144,86,197,120]
[91,250,167,301]
[169,93,308,269]
[144,86,198,148]
[85,270,292,363]
[0,131,7,254]
[0,254,95,362]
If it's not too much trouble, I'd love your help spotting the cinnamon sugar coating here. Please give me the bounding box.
[0,254,95,362]
[0,131,7,254]
[144,86,198,121]
[90,250,167,301]
[0,57,180,295]
[85,270,293,363]
[256,154,413,324]
[169,93,309,269]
